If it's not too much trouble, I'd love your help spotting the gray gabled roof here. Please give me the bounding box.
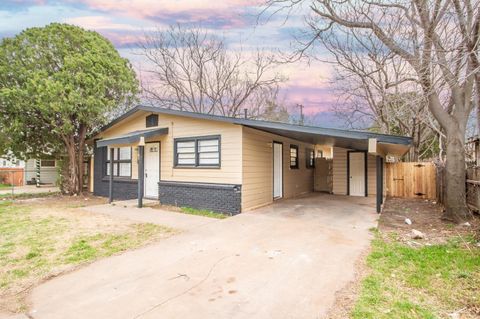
[96,127,168,147]
[97,105,412,150]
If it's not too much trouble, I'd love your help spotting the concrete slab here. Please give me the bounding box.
[28,193,377,319]
[0,185,59,196]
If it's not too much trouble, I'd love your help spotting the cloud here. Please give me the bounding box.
[65,15,142,31]
[71,0,261,29]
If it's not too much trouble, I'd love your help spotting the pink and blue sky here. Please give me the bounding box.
[0,0,342,127]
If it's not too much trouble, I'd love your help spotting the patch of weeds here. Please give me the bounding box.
[25,250,41,260]
[10,269,29,278]
[64,239,98,263]
[352,233,480,318]
[64,224,173,263]
[180,206,228,219]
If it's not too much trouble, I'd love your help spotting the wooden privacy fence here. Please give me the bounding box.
[466,167,480,210]
[385,162,436,199]
[0,168,24,186]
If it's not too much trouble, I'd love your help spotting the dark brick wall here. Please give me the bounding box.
[93,145,138,200]
[158,181,241,215]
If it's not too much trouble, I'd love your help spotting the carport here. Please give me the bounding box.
[236,117,412,213]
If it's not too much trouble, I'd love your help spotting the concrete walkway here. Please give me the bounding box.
[0,185,59,196]
[27,193,377,319]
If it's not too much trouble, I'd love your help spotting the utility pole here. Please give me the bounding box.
[297,104,304,125]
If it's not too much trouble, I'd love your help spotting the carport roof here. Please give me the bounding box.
[97,105,412,152]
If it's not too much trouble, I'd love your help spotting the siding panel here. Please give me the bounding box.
[332,148,348,195]
[241,126,314,211]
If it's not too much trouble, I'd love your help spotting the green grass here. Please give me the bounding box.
[0,200,175,312]
[0,183,12,189]
[352,232,480,318]
[180,206,228,219]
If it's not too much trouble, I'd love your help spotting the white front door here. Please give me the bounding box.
[273,142,283,199]
[144,142,160,198]
[349,152,366,196]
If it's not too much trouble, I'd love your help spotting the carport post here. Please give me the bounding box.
[137,142,145,208]
[108,147,114,204]
[376,156,384,213]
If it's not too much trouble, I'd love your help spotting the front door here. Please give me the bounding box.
[273,142,283,199]
[144,142,160,198]
[349,152,366,196]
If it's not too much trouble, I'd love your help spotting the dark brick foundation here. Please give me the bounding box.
[93,145,138,200]
[158,181,241,215]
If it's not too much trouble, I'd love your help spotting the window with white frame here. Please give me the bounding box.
[175,136,220,167]
[306,148,315,168]
[290,145,299,169]
[106,147,132,177]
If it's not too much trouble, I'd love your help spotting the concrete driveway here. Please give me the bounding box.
[28,193,377,319]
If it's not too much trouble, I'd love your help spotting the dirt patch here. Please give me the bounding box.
[325,248,371,319]
[379,197,480,245]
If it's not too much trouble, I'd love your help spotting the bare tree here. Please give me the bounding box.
[138,25,285,117]
[324,30,439,161]
[246,84,291,121]
[264,0,480,222]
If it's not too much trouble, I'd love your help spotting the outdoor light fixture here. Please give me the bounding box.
[139,136,145,146]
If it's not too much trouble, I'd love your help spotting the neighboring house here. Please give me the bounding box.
[0,153,24,168]
[0,153,59,185]
[24,159,59,185]
[0,153,25,186]
[89,106,412,214]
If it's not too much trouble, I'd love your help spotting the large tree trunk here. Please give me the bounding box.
[67,141,79,195]
[443,131,470,222]
[76,125,87,195]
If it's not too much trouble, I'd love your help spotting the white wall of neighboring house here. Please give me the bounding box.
[0,154,25,168]
[24,159,58,185]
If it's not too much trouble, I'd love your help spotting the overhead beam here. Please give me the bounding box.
[368,138,377,154]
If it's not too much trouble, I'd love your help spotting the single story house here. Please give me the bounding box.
[89,106,411,214]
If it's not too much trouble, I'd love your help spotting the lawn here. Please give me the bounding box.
[352,232,480,319]
[350,198,480,319]
[0,196,176,314]
[0,183,11,189]
[180,206,228,219]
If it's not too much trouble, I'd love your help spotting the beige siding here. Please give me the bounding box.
[242,126,314,211]
[97,111,242,184]
[332,147,348,195]
[332,148,378,196]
